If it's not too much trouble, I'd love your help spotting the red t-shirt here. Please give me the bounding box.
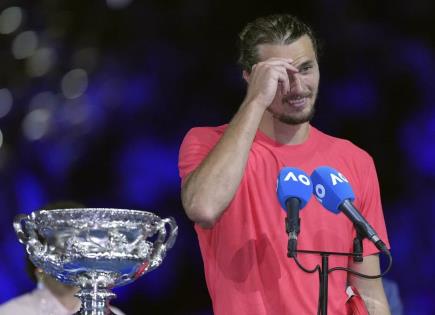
[178,124,389,315]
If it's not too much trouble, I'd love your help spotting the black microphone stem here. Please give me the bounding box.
[285,198,301,258]
[340,199,390,255]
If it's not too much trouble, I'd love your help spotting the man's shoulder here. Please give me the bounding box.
[314,127,372,160]
[187,124,228,135]
[183,124,228,143]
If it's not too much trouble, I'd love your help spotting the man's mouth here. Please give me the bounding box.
[284,96,309,108]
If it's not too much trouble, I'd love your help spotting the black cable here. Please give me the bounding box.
[293,256,321,315]
[293,255,319,273]
[328,250,393,279]
[292,250,392,315]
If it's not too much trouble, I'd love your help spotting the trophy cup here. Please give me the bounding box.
[13,208,178,315]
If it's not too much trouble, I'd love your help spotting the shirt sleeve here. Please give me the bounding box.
[358,155,390,256]
[178,127,221,184]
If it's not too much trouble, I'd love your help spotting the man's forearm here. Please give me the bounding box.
[181,100,265,228]
[363,295,391,315]
[348,255,391,315]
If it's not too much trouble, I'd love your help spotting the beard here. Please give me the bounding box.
[267,100,316,125]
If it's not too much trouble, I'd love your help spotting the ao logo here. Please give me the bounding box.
[315,172,349,199]
[283,171,311,186]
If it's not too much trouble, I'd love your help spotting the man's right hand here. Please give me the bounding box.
[243,58,299,109]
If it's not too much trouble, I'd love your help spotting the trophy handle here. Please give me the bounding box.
[13,213,46,258]
[13,214,32,244]
[148,217,178,271]
[160,217,178,249]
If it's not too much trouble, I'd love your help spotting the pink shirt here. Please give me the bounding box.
[0,286,125,315]
[179,125,390,315]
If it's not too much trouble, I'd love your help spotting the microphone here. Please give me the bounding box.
[277,167,313,257]
[310,166,389,254]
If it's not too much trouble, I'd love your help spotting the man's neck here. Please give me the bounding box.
[259,114,310,145]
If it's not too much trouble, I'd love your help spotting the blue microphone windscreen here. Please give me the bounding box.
[276,167,312,211]
[310,166,355,214]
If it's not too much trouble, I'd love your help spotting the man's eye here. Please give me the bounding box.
[300,65,313,72]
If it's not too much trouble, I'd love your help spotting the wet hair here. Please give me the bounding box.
[238,14,318,72]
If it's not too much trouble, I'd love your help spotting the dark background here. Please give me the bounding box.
[0,0,434,314]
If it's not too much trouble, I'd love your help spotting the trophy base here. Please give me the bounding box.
[75,287,116,315]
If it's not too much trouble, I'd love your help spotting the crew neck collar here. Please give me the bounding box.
[255,124,318,149]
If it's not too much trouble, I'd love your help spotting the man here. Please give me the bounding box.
[179,14,391,314]
[0,202,124,315]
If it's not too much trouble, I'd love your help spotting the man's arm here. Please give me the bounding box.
[181,58,297,228]
[348,255,391,315]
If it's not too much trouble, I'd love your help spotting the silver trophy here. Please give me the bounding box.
[13,208,178,315]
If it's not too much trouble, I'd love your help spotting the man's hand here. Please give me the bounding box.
[243,58,299,109]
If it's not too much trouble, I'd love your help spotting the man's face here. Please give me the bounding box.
[257,35,320,125]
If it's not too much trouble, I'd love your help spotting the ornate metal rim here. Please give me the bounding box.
[31,208,162,229]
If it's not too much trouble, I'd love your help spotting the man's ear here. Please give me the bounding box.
[242,70,250,83]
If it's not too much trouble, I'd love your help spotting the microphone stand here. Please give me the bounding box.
[287,223,365,315]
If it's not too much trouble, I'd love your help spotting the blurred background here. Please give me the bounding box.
[0,0,434,314]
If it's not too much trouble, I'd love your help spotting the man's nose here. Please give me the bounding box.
[289,73,307,94]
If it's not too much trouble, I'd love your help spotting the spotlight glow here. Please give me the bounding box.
[29,91,58,111]
[26,47,56,77]
[12,30,38,59]
[0,88,13,118]
[22,109,52,140]
[61,69,88,99]
[0,6,23,34]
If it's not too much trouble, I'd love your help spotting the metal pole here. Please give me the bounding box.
[320,254,329,315]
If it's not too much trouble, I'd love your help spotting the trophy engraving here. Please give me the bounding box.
[14,208,178,315]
